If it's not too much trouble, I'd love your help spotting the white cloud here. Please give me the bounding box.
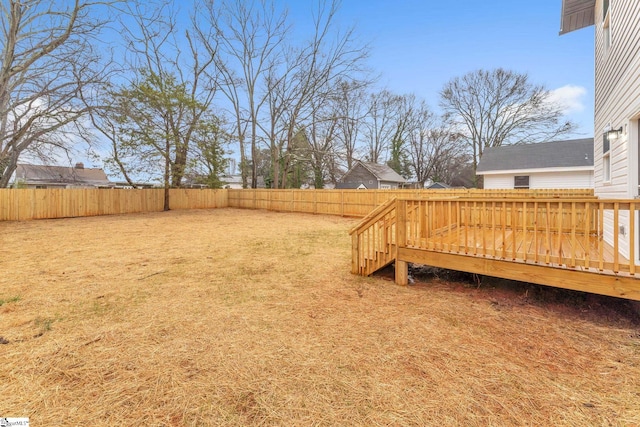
[548,84,588,114]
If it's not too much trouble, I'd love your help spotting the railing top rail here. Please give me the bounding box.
[349,197,397,235]
[394,197,609,203]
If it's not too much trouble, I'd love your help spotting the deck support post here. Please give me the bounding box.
[395,260,408,285]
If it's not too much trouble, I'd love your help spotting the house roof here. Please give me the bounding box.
[560,0,595,35]
[476,138,594,174]
[357,161,406,183]
[16,163,113,186]
[427,182,452,189]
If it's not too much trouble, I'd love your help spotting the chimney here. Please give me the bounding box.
[75,162,84,169]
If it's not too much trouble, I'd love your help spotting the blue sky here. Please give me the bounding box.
[285,0,596,138]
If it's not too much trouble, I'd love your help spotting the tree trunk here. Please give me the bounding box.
[164,139,171,211]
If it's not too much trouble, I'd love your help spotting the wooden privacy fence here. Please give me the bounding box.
[1,187,594,221]
[0,188,228,221]
[227,188,595,217]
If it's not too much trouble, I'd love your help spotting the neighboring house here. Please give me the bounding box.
[560,0,640,259]
[221,175,267,189]
[337,161,407,189]
[221,175,243,189]
[426,182,452,189]
[476,138,594,189]
[14,163,114,189]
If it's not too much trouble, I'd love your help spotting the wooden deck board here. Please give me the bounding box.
[407,225,629,268]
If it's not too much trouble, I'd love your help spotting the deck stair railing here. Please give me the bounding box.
[351,197,640,280]
[349,198,398,276]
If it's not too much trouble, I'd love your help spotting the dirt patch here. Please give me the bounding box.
[1,208,640,426]
[410,265,640,326]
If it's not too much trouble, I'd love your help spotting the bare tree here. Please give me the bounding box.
[386,93,415,178]
[362,90,402,164]
[405,101,466,187]
[197,0,288,188]
[0,0,117,187]
[273,0,369,188]
[331,79,369,171]
[440,68,576,182]
[306,94,339,188]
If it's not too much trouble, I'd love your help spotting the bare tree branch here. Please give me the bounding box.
[440,68,576,186]
[0,0,119,187]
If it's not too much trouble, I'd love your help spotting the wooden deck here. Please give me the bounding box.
[407,225,624,273]
[351,197,640,301]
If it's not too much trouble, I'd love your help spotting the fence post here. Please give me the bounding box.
[395,199,408,285]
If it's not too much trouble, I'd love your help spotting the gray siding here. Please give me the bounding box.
[339,163,379,189]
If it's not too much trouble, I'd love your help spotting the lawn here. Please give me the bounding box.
[1,208,639,426]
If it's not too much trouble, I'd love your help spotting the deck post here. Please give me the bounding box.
[395,260,409,285]
[395,199,408,285]
[351,233,359,274]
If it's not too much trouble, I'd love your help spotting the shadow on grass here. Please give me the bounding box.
[371,263,640,328]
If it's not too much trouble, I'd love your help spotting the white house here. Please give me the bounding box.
[562,0,640,198]
[561,0,640,259]
[476,138,594,189]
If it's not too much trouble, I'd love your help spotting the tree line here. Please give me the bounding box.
[0,0,575,209]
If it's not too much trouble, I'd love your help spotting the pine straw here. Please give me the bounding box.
[1,208,639,426]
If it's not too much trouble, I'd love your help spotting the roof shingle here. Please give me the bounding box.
[16,164,113,186]
[358,162,406,183]
[476,138,594,173]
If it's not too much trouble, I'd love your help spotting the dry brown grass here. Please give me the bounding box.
[1,208,640,426]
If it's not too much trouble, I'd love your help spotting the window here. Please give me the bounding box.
[514,176,529,189]
[603,153,611,182]
[603,132,612,182]
[603,0,611,52]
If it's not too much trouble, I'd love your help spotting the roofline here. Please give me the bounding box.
[357,161,381,180]
[476,166,594,176]
[356,160,407,183]
[560,0,596,35]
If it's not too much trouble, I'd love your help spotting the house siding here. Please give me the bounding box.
[483,170,593,189]
[591,0,640,261]
[594,0,640,199]
[483,175,515,189]
[379,181,400,189]
[530,171,593,188]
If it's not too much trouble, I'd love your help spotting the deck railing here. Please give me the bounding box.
[351,197,640,278]
[350,198,398,276]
